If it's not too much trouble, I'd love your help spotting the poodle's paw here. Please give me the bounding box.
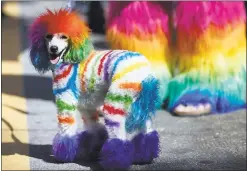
[174,103,211,116]
[78,129,108,161]
[100,138,134,170]
[52,133,79,162]
[132,130,160,164]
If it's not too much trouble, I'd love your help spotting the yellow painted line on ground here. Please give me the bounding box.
[2,60,30,170]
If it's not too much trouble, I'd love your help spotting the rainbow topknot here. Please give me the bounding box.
[168,2,246,114]
[29,9,93,73]
[29,8,90,47]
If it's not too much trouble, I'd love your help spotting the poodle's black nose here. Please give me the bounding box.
[50,46,58,53]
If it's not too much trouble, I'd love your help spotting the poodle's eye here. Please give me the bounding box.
[45,34,53,39]
[61,35,68,39]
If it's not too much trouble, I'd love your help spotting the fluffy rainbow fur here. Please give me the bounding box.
[106,1,246,114]
[169,2,246,113]
[28,9,160,170]
[106,2,172,107]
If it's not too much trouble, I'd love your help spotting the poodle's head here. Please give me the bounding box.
[28,9,93,73]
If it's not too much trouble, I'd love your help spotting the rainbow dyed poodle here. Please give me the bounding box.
[28,9,160,170]
[106,1,246,116]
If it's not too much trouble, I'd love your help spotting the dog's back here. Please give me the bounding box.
[77,49,159,126]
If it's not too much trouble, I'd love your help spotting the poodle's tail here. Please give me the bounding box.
[126,76,160,133]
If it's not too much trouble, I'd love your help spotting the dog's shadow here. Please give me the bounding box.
[2,118,104,171]
[2,140,105,171]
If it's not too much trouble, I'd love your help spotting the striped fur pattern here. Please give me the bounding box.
[29,9,160,169]
[52,49,160,165]
[54,49,158,132]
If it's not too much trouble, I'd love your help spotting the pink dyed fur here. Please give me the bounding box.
[107,1,170,36]
[174,2,246,33]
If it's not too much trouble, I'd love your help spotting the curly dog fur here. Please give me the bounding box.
[28,9,160,170]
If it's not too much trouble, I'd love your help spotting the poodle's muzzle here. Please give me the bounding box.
[45,33,69,64]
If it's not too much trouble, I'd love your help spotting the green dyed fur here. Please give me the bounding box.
[167,67,246,109]
[89,53,103,91]
[56,99,76,112]
[63,38,94,63]
[106,93,133,109]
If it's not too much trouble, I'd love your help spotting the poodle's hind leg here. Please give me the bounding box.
[99,78,160,169]
[52,108,81,162]
[77,109,108,161]
[131,120,160,164]
[99,113,134,170]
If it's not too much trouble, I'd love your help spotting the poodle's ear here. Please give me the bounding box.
[29,44,51,74]
[63,38,93,63]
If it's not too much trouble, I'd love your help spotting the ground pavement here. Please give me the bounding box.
[2,2,246,170]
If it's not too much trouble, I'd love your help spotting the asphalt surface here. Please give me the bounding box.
[2,2,247,170]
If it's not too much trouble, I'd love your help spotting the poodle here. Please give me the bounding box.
[106,1,247,116]
[28,9,160,170]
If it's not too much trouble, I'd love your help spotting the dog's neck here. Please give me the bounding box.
[51,49,95,76]
[51,62,73,79]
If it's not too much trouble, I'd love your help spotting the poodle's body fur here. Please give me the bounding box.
[53,49,158,136]
[29,9,160,170]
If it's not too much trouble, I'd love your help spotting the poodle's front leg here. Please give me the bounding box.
[52,103,80,162]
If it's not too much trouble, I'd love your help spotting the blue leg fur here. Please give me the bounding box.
[100,138,134,170]
[132,130,160,164]
[52,133,79,162]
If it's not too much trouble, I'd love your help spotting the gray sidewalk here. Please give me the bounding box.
[2,1,247,170]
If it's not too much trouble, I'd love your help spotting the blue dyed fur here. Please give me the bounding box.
[53,64,79,99]
[100,139,134,170]
[52,133,79,162]
[126,76,160,133]
[132,130,160,164]
[170,89,246,114]
[111,51,140,77]
[30,44,51,73]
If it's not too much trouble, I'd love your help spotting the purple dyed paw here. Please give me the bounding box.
[100,138,134,170]
[52,133,79,162]
[132,130,160,164]
[78,129,108,161]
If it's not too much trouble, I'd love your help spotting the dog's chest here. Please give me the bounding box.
[78,51,112,108]
[52,63,80,104]
[52,57,110,108]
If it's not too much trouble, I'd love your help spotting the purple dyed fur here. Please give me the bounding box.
[59,63,67,70]
[52,133,79,162]
[78,129,108,161]
[103,51,125,81]
[132,130,160,164]
[100,138,134,170]
[104,118,120,127]
[103,53,115,81]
